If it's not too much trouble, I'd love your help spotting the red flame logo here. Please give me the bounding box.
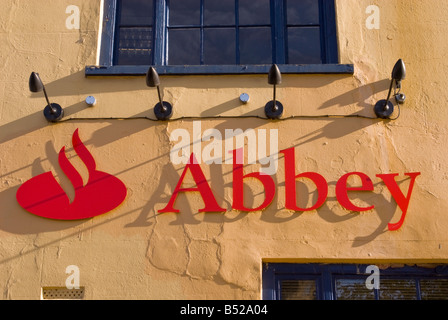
[16,129,127,220]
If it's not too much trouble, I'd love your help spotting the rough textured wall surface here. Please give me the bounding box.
[0,0,447,299]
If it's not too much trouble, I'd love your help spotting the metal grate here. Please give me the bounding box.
[280,280,317,300]
[42,287,85,300]
[336,278,376,300]
[420,279,448,300]
[379,279,417,300]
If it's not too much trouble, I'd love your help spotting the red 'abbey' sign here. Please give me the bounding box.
[158,148,421,231]
[16,129,421,232]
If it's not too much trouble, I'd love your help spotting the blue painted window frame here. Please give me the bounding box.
[86,0,354,76]
[262,263,448,300]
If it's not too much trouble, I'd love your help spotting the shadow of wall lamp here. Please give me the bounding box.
[374,59,406,119]
[29,72,64,122]
[146,67,173,120]
[265,64,283,120]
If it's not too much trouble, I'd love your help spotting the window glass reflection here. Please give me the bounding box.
[119,0,153,25]
[287,0,320,25]
[204,28,236,64]
[168,29,201,65]
[240,27,272,64]
[287,27,321,64]
[204,0,235,26]
[169,0,200,26]
[239,0,270,25]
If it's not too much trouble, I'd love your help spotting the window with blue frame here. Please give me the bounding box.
[88,0,354,75]
[263,263,448,300]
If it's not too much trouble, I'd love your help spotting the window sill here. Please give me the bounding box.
[85,64,354,76]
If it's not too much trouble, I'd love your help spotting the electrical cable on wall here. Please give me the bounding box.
[57,113,394,124]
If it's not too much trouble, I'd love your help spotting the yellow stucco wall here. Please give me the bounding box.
[1,0,448,299]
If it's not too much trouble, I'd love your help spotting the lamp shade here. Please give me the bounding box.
[146,67,160,87]
[29,72,44,92]
[268,64,282,85]
[391,59,406,81]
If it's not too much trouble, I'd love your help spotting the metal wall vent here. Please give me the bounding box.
[41,287,85,300]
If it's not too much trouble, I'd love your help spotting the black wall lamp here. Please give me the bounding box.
[29,72,64,122]
[265,64,283,120]
[146,67,173,120]
[374,59,406,119]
